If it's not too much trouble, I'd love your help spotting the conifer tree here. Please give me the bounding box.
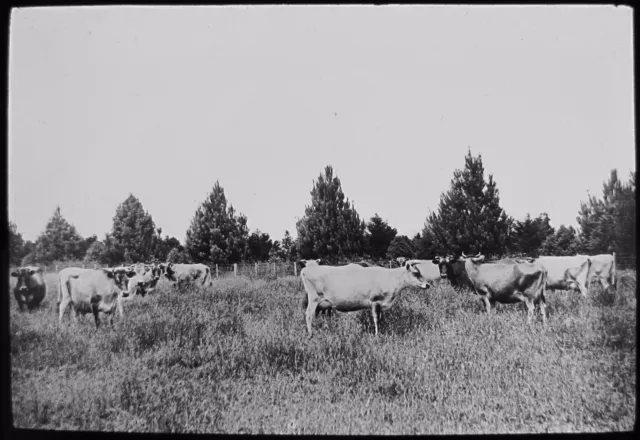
[426,150,512,256]
[110,194,157,263]
[32,206,85,264]
[296,165,366,262]
[185,181,249,264]
[366,214,397,260]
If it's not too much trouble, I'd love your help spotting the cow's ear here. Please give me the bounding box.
[126,270,137,278]
[102,269,116,278]
[10,271,19,277]
[432,257,440,265]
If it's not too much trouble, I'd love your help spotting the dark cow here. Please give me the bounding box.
[432,255,473,288]
[11,266,47,311]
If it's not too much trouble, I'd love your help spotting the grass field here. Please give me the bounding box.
[9,269,637,434]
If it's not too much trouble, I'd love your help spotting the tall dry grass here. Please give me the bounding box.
[9,270,636,433]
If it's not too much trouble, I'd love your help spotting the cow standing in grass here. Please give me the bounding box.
[11,266,47,311]
[58,267,138,328]
[533,255,591,298]
[164,263,213,288]
[578,253,616,294]
[455,253,549,325]
[300,259,439,338]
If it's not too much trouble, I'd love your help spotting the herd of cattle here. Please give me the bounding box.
[9,262,212,327]
[10,252,617,337]
[298,252,616,338]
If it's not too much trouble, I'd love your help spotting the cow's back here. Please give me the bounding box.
[536,256,590,282]
[68,270,120,309]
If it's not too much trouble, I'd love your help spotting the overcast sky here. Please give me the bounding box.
[9,5,635,244]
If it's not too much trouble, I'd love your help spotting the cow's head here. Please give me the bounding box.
[396,257,408,266]
[403,260,432,289]
[109,266,138,292]
[432,255,458,279]
[460,252,485,264]
[164,263,176,281]
[11,267,41,292]
[298,259,322,269]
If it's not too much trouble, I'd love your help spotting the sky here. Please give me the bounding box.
[9,5,635,244]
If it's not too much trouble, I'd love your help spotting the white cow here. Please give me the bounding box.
[534,255,592,298]
[164,263,213,287]
[578,253,616,294]
[58,267,138,328]
[300,259,439,338]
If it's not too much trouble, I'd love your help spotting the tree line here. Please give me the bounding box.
[9,150,636,269]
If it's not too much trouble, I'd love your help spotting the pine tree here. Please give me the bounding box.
[296,165,366,263]
[280,230,297,262]
[366,214,397,260]
[386,235,415,260]
[577,169,636,258]
[540,225,580,256]
[426,150,512,257]
[110,194,157,263]
[32,206,85,264]
[9,221,25,266]
[185,181,249,264]
[247,230,273,262]
[511,213,555,257]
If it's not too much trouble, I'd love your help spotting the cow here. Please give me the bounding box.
[533,255,591,298]
[298,259,377,318]
[58,267,139,328]
[432,255,473,288]
[164,263,213,288]
[578,253,616,294]
[300,259,439,338]
[124,263,161,296]
[456,253,548,324]
[11,266,47,311]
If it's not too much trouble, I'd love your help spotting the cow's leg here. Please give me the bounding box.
[513,293,534,324]
[371,303,381,335]
[58,296,71,326]
[305,299,319,339]
[92,305,101,329]
[480,296,492,314]
[539,294,548,327]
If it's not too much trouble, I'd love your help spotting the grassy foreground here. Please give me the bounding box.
[9,270,637,434]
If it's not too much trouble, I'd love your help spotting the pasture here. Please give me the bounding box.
[9,269,637,434]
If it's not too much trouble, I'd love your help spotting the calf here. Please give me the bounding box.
[11,266,47,311]
[300,259,438,338]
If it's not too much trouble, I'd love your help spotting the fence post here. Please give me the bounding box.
[82,263,85,269]
[255,263,258,277]
[273,262,276,278]
[216,264,219,279]
[389,262,391,269]
[94,263,97,269]
[234,263,237,277]
[55,264,58,272]
[294,262,297,277]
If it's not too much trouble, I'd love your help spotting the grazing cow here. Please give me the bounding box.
[164,263,213,287]
[11,266,47,311]
[456,253,548,324]
[432,255,473,288]
[534,255,591,297]
[58,267,138,328]
[123,263,161,296]
[578,253,616,294]
[300,259,438,338]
